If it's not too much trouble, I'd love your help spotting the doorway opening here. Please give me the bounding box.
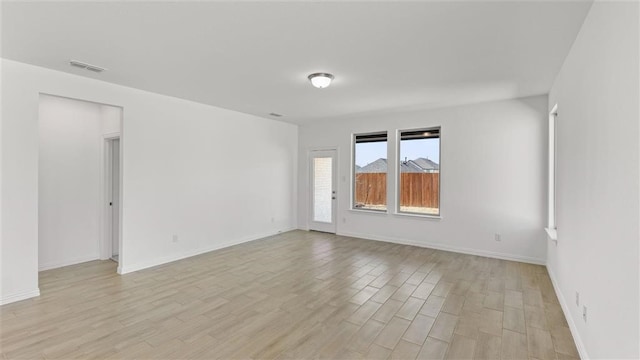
[105,137,121,263]
[38,94,123,273]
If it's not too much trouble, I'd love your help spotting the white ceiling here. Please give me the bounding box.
[1,1,592,124]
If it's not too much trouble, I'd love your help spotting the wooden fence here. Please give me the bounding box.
[355,173,439,208]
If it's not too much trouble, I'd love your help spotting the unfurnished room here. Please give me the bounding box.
[0,1,638,359]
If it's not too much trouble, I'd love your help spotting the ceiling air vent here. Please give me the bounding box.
[70,61,87,69]
[69,59,107,73]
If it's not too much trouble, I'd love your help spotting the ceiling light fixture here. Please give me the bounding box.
[308,73,334,89]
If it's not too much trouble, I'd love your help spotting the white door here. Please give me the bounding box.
[111,139,120,261]
[309,150,337,233]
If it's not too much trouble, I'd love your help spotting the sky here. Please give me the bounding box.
[355,138,440,167]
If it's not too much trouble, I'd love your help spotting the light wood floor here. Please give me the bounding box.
[1,230,579,359]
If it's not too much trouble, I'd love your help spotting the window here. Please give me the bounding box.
[398,128,440,216]
[353,132,388,211]
[547,105,558,240]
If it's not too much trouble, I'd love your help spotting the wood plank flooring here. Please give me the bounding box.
[0,230,579,359]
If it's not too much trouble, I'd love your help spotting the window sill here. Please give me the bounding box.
[348,208,442,220]
[545,227,558,241]
[349,208,388,215]
[394,212,442,220]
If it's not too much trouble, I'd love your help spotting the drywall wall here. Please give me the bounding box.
[0,3,5,303]
[298,95,548,264]
[38,95,121,270]
[1,60,40,304]
[38,95,102,270]
[101,104,121,135]
[1,59,298,304]
[547,2,640,359]
[0,3,4,305]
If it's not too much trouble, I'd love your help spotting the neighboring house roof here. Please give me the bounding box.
[356,157,439,173]
[401,161,424,173]
[411,157,439,171]
[358,158,387,173]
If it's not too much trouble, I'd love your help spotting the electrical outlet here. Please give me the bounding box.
[342,217,346,223]
[575,292,580,306]
[494,233,501,242]
[271,217,275,223]
[172,234,178,243]
[582,305,587,322]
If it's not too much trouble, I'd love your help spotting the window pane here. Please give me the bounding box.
[354,134,387,211]
[399,129,440,215]
[313,157,332,222]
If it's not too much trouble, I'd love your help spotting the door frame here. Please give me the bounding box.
[308,147,339,233]
[101,133,123,267]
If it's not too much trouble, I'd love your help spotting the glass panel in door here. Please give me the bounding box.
[313,157,332,223]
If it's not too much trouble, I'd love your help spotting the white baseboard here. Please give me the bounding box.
[546,266,589,360]
[39,254,101,271]
[337,230,546,265]
[0,288,41,306]
[119,228,296,274]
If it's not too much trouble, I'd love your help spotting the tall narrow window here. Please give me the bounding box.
[353,132,388,211]
[398,128,440,215]
[547,105,558,240]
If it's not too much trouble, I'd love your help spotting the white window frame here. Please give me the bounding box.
[352,132,388,213]
[396,127,441,218]
[546,104,558,241]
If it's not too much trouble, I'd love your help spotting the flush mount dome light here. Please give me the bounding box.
[308,73,334,89]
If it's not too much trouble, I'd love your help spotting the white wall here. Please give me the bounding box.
[38,95,121,270]
[0,1,6,304]
[1,60,40,304]
[38,95,102,270]
[101,104,122,135]
[0,2,5,305]
[547,2,640,359]
[298,95,548,264]
[1,59,298,304]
